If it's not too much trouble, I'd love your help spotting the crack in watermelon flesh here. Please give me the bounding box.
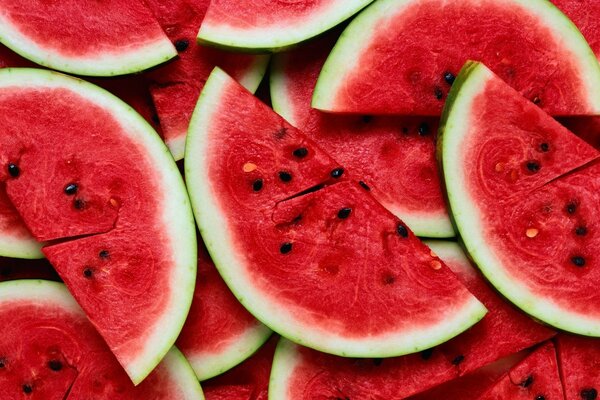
[555,334,600,400]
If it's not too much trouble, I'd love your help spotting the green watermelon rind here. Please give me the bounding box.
[439,61,600,337]
[269,56,456,239]
[267,337,304,400]
[0,231,43,259]
[166,54,271,162]
[0,68,198,383]
[190,325,272,382]
[0,279,205,399]
[311,0,600,114]
[0,14,177,76]
[196,0,375,53]
[186,66,487,359]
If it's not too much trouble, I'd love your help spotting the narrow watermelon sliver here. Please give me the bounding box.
[198,0,375,51]
[555,334,600,400]
[0,280,203,399]
[0,0,176,76]
[144,0,270,160]
[313,0,600,116]
[271,33,453,238]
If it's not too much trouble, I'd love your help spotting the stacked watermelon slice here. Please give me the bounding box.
[1,0,600,398]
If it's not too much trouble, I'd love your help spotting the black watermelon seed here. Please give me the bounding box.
[252,179,263,192]
[293,148,308,158]
[540,143,550,152]
[520,375,534,388]
[434,86,443,100]
[73,199,85,210]
[572,256,586,267]
[535,396,546,400]
[397,224,409,238]
[48,360,62,371]
[280,242,293,254]
[372,358,383,366]
[331,168,344,179]
[418,122,430,136]
[99,250,109,259]
[23,384,32,394]
[83,268,93,278]
[581,388,598,400]
[0,358,5,368]
[279,171,292,182]
[566,202,577,214]
[64,183,78,195]
[443,72,456,85]
[383,275,395,285]
[338,208,352,219]
[362,115,373,123]
[359,181,371,191]
[576,227,588,236]
[526,161,541,172]
[452,355,464,365]
[420,348,434,360]
[533,97,542,105]
[174,39,189,52]
[7,163,19,178]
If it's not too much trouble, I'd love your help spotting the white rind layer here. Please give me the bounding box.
[0,231,43,259]
[268,338,303,400]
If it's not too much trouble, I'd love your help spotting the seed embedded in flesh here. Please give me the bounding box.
[23,384,33,394]
[174,39,189,52]
[279,171,292,182]
[443,72,456,85]
[7,163,19,177]
[418,122,430,136]
[331,168,344,179]
[280,242,293,254]
[535,396,546,400]
[520,375,534,388]
[99,250,109,259]
[581,388,598,400]
[73,199,85,210]
[337,208,352,219]
[64,183,78,195]
[532,96,541,105]
[252,179,263,192]
[495,163,504,172]
[566,202,577,214]
[383,274,395,285]
[430,260,442,270]
[243,162,257,172]
[540,143,550,152]
[83,268,93,278]
[526,228,539,238]
[452,355,464,365]
[434,86,443,100]
[0,358,5,368]
[526,161,540,172]
[397,224,409,238]
[48,360,62,371]
[359,181,371,191]
[572,256,586,267]
[293,148,308,158]
[575,227,588,236]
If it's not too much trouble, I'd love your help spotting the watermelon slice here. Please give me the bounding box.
[440,62,600,335]
[425,241,555,375]
[0,279,203,398]
[0,257,59,282]
[312,0,600,116]
[185,67,485,358]
[555,334,600,400]
[270,32,452,238]
[0,0,176,76]
[0,68,197,383]
[143,0,270,160]
[197,0,374,52]
[176,239,271,381]
[477,342,565,400]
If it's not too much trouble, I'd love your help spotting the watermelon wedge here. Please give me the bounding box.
[555,334,600,400]
[0,256,59,282]
[176,239,271,381]
[0,279,203,398]
[478,342,564,400]
[185,67,485,358]
[197,0,374,52]
[270,33,452,238]
[0,68,197,383]
[312,0,600,116]
[425,241,555,375]
[0,0,176,76]
[440,62,600,336]
[144,0,270,160]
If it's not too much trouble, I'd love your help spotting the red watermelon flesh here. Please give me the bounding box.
[0,280,202,399]
[203,335,278,400]
[271,33,452,238]
[175,239,271,381]
[0,257,59,282]
[555,334,600,400]
[313,0,600,116]
[143,0,269,160]
[477,342,564,400]
[426,241,555,376]
[552,0,600,59]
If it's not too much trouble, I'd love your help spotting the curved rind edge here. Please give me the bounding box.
[268,338,302,400]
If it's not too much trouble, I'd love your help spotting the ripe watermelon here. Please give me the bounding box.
[0,68,197,383]
[555,334,600,400]
[176,239,271,381]
[552,0,600,59]
[270,32,452,238]
[312,0,600,116]
[185,67,485,358]
[197,0,374,52]
[0,279,203,399]
[440,62,600,335]
[0,0,176,76]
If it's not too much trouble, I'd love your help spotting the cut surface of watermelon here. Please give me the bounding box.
[197,0,374,52]
[555,334,600,400]
[313,0,600,116]
[186,67,485,358]
[0,280,204,399]
[441,62,600,336]
[0,0,176,76]
[271,33,452,238]
[144,0,269,160]
[0,68,197,383]
[176,239,271,381]
[552,0,600,59]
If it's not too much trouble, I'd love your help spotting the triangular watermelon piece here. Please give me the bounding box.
[270,32,452,238]
[0,68,196,384]
[441,62,600,336]
[312,0,600,116]
[185,67,486,358]
[0,0,176,76]
[555,334,600,400]
[477,342,565,400]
